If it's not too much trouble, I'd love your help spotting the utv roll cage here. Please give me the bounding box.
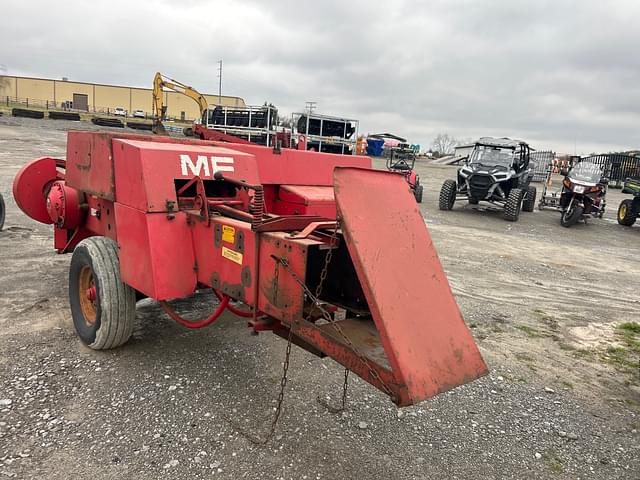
[469,137,531,172]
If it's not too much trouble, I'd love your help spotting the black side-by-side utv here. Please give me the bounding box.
[438,137,536,221]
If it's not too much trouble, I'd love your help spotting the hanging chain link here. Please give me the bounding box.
[229,220,342,444]
[273,227,395,400]
[273,220,395,400]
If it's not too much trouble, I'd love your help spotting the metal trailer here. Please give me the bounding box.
[581,154,640,189]
[12,131,486,409]
[202,104,278,146]
[529,150,555,183]
[293,112,358,155]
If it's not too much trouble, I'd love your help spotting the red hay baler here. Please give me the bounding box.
[13,131,487,407]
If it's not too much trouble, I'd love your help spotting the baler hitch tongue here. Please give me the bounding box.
[326,167,487,406]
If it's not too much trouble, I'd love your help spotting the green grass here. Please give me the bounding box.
[605,322,640,372]
[543,450,564,474]
[516,324,542,338]
[619,322,640,335]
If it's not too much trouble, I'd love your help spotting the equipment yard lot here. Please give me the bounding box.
[0,117,638,479]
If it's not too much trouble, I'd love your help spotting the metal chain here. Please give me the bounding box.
[229,221,341,444]
[273,221,395,400]
[317,367,350,414]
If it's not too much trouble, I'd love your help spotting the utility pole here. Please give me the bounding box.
[305,101,317,114]
[217,60,223,105]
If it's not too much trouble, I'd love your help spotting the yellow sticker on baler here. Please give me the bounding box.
[222,225,235,244]
[222,246,243,265]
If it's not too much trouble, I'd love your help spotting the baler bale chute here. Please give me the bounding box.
[12,131,487,407]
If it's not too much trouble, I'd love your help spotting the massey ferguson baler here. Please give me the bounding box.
[13,131,487,407]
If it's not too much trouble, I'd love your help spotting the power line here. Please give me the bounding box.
[305,101,316,114]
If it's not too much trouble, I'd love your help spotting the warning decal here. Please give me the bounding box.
[222,225,236,244]
[221,246,243,265]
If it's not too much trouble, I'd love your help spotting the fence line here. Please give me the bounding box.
[1,95,155,118]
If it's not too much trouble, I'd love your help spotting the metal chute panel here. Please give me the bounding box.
[333,167,487,405]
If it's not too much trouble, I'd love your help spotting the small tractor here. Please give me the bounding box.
[439,137,535,221]
[618,177,640,227]
[386,143,423,203]
[12,131,486,409]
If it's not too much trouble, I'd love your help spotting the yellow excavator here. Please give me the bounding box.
[152,72,209,135]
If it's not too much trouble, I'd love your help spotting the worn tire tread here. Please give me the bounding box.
[504,188,524,221]
[439,180,457,210]
[70,237,135,350]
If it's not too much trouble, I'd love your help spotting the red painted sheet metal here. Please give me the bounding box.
[113,139,259,212]
[215,143,372,186]
[278,185,335,205]
[13,157,59,224]
[334,167,487,404]
[273,185,337,218]
[114,204,196,300]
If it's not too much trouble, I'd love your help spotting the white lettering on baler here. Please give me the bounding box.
[179,154,235,177]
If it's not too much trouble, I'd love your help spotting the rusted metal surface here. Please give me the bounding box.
[334,167,488,405]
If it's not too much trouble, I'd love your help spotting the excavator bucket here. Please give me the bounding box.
[330,167,487,405]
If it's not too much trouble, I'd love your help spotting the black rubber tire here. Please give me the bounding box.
[439,180,457,210]
[12,108,44,119]
[504,188,525,221]
[69,237,136,349]
[126,121,153,131]
[414,184,424,203]
[522,186,537,212]
[91,117,124,128]
[0,193,5,231]
[617,199,637,226]
[468,197,479,205]
[560,203,583,228]
[48,111,81,121]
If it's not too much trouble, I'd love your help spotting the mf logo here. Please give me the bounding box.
[179,154,235,177]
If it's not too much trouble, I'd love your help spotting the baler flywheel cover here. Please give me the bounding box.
[13,157,61,224]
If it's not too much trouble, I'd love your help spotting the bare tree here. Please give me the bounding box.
[431,133,458,156]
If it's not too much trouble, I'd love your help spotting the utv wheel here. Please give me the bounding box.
[0,194,5,231]
[69,237,136,349]
[439,180,457,210]
[504,188,525,221]
[414,184,424,203]
[560,204,583,228]
[617,199,637,226]
[522,186,537,212]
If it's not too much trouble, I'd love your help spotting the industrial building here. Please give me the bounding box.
[0,75,245,121]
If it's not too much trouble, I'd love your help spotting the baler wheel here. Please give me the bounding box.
[69,237,136,349]
[414,184,424,203]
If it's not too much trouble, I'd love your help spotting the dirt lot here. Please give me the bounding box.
[0,116,639,479]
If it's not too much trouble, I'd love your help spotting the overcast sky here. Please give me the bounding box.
[2,0,638,153]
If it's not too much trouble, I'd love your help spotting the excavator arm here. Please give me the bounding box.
[152,72,210,134]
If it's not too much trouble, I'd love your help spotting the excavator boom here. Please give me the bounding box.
[152,72,210,134]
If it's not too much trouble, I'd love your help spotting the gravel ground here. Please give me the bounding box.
[0,116,639,479]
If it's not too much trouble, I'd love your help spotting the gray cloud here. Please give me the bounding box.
[1,0,638,153]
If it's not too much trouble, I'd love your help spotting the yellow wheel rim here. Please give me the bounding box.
[619,203,627,220]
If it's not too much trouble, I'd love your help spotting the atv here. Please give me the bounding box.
[438,137,536,221]
[617,177,640,227]
[386,143,423,203]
